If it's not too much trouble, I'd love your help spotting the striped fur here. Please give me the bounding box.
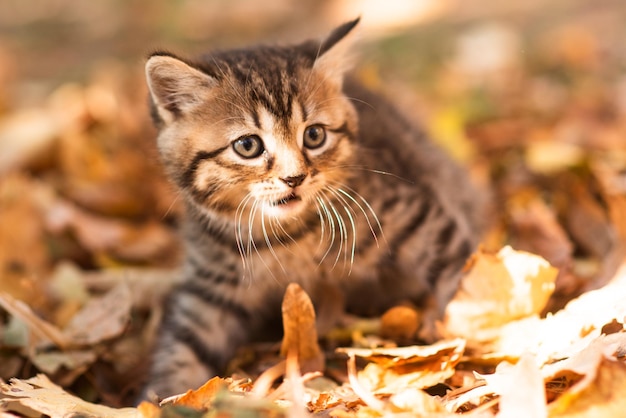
[143,19,484,398]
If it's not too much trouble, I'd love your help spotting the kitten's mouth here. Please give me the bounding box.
[270,193,301,207]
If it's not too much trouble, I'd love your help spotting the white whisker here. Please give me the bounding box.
[331,165,414,185]
[270,216,297,251]
[261,202,287,275]
[316,195,337,267]
[313,194,327,249]
[331,181,386,248]
[324,194,347,271]
[325,186,357,273]
[235,193,255,278]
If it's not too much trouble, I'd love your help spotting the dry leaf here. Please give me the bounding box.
[389,387,445,414]
[0,175,51,309]
[443,246,558,340]
[280,283,324,374]
[137,401,160,418]
[169,376,228,410]
[339,340,465,395]
[524,141,585,174]
[478,354,547,418]
[62,282,132,345]
[548,357,626,417]
[338,338,465,369]
[493,263,626,362]
[0,293,69,349]
[542,332,626,403]
[508,195,573,270]
[44,196,180,266]
[0,109,59,175]
[0,374,140,418]
[30,350,96,376]
[358,362,455,396]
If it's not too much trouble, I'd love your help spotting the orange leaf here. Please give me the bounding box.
[280,283,324,374]
[170,376,227,410]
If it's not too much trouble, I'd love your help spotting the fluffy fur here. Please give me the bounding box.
[144,19,484,398]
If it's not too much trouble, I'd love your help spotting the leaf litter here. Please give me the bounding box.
[1,4,626,417]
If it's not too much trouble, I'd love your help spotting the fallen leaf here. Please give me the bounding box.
[479,354,547,418]
[499,264,626,363]
[280,283,324,374]
[137,401,160,418]
[0,175,52,309]
[169,376,228,410]
[62,282,132,345]
[524,141,585,174]
[357,362,455,396]
[0,374,140,418]
[43,196,180,266]
[389,386,445,414]
[339,339,465,395]
[508,195,573,270]
[542,332,626,398]
[0,293,68,349]
[338,338,465,369]
[30,350,96,376]
[0,109,59,175]
[548,357,626,417]
[443,246,558,340]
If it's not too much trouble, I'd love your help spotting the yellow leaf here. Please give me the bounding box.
[443,246,557,339]
[339,339,465,395]
[338,338,465,369]
[137,401,160,418]
[548,358,626,417]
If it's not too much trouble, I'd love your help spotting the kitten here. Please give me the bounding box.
[144,18,484,398]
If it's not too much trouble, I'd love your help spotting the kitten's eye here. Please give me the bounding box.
[303,125,326,149]
[232,135,264,158]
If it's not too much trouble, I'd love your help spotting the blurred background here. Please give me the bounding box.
[2,0,625,104]
[1,0,626,406]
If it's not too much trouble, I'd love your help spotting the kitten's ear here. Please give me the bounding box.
[145,53,216,124]
[314,18,361,87]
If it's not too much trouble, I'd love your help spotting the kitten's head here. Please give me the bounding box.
[146,19,360,226]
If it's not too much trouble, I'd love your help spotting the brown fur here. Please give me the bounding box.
[143,19,484,398]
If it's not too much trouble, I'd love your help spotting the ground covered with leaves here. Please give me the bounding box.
[1,1,626,417]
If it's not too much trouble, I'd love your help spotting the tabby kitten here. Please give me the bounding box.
[144,19,483,398]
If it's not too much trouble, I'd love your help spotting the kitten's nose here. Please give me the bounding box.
[281,174,306,188]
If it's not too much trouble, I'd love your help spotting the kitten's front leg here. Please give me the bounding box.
[144,276,258,399]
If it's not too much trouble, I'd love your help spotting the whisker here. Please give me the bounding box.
[245,199,279,284]
[344,95,376,110]
[330,181,386,249]
[316,195,337,267]
[209,56,251,110]
[325,186,357,274]
[235,193,255,277]
[330,184,380,248]
[313,194,327,250]
[270,216,297,250]
[260,202,287,275]
[161,190,182,221]
[324,194,347,271]
[330,164,414,185]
